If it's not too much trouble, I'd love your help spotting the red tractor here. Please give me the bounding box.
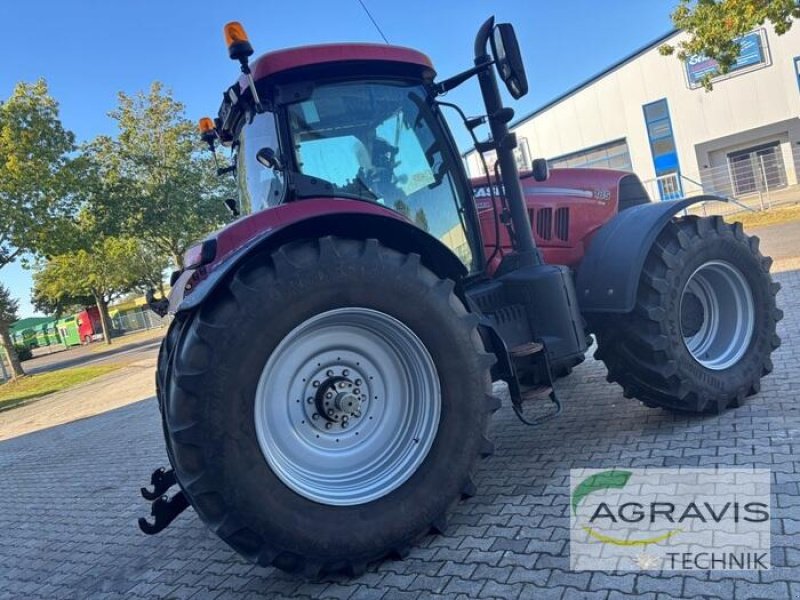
[141,19,782,576]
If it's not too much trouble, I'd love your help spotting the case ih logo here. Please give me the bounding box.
[569,468,771,571]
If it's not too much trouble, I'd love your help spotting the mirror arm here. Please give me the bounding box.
[474,16,495,61]
[433,60,494,95]
[473,15,540,265]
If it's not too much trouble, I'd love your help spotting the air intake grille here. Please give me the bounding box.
[536,208,552,240]
[555,207,570,241]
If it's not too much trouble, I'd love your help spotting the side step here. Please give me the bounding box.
[513,384,562,426]
[510,342,544,358]
[510,341,561,427]
[520,384,552,402]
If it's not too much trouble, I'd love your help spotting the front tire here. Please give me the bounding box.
[161,237,496,576]
[594,216,782,413]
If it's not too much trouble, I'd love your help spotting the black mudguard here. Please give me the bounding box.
[172,212,467,314]
[575,195,720,314]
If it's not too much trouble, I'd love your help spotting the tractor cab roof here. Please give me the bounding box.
[217,43,437,145]
[245,43,436,86]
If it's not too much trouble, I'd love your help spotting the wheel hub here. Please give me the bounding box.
[680,292,705,337]
[312,373,367,428]
[680,260,755,370]
[254,307,441,506]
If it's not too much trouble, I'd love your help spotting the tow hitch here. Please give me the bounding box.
[138,467,189,534]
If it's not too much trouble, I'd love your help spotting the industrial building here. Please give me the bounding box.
[465,25,800,206]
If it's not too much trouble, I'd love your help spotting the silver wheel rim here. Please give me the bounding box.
[254,307,441,506]
[680,260,755,370]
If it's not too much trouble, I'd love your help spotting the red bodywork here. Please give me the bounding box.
[76,306,102,343]
[190,169,633,290]
[198,198,408,275]
[248,44,434,84]
[472,168,632,274]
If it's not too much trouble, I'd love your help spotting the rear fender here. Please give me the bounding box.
[575,196,718,314]
[173,210,467,313]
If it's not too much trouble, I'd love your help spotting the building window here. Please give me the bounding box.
[795,56,800,91]
[727,142,787,196]
[643,99,681,200]
[644,99,678,175]
[548,139,632,171]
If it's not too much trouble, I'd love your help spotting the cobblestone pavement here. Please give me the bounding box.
[1,269,798,600]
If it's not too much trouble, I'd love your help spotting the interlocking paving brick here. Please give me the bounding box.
[0,268,798,598]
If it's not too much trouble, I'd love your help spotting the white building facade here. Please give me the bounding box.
[465,26,800,204]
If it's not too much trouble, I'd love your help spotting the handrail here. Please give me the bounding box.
[678,173,758,212]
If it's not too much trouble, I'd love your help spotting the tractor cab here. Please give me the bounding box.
[213,43,483,272]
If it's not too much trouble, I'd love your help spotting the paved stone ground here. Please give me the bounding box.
[1,268,798,600]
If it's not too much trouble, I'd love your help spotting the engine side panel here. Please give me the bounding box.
[471,168,640,273]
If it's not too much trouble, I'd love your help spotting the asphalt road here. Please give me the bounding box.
[22,332,163,376]
[751,220,800,262]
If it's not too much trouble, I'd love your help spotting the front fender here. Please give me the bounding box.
[171,204,467,314]
[575,195,719,314]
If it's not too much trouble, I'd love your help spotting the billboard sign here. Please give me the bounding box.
[685,31,766,87]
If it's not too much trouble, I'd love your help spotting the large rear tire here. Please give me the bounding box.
[593,216,782,413]
[161,237,496,576]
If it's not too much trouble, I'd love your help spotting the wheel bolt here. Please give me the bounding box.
[312,413,319,420]
[354,378,362,386]
[325,423,332,429]
[307,397,313,404]
[313,380,320,387]
[326,370,334,377]
[328,408,334,416]
[342,369,350,377]
[353,388,360,395]
[325,392,333,399]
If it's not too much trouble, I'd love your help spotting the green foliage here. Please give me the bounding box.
[33,237,163,310]
[0,364,121,409]
[91,82,231,268]
[0,284,19,326]
[0,284,24,378]
[13,344,32,362]
[0,79,80,268]
[661,0,800,89]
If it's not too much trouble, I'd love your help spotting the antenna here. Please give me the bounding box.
[356,0,390,44]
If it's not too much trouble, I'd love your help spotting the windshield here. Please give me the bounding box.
[237,111,285,213]
[286,80,476,270]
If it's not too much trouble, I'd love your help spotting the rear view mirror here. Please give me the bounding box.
[532,158,549,182]
[256,147,283,171]
[490,23,529,99]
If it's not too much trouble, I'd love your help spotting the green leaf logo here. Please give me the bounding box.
[572,470,681,546]
[572,470,632,516]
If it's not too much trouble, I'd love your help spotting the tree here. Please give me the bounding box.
[0,284,24,380]
[414,208,430,232]
[0,79,80,269]
[31,284,93,318]
[33,237,157,345]
[660,0,800,89]
[92,82,230,269]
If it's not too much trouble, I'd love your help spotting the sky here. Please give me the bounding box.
[1,0,677,318]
